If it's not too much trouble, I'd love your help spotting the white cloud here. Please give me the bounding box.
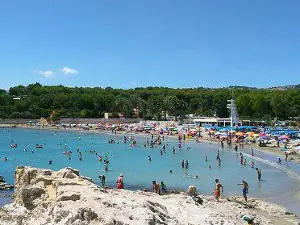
[61,67,78,75]
[34,69,55,78]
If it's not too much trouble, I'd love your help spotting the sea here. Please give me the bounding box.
[1,128,300,215]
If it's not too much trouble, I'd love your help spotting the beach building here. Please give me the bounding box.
[193,117,231,127]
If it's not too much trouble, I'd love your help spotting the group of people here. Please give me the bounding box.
[152,181,167,195]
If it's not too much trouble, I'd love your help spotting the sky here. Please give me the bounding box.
[0,0,300,89]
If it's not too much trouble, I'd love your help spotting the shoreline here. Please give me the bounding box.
[2,125,300,217]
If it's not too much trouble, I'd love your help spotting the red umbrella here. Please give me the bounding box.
[259,133,266,137]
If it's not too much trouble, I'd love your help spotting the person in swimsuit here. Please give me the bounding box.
[99,174,105,187]
[161,182,167,193]
[255,168,261,181]
[214,179,223,202]
[152,181,160,195]
[116,173,124,189]
[238,180,249,201]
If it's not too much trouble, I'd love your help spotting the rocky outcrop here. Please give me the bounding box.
[0,166,299,225]
[0,175,14,190]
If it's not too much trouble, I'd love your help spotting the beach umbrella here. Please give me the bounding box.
[279,135,289,140]
[259,133,266,137]
[247,132,255,136]
[259,136,268,140]
[236,132,245,136]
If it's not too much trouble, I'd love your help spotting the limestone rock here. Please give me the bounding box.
[0,166,299,225]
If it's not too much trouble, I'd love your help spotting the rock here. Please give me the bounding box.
[57,193,80,202]
[16,186,46,210]
[0,166,299,225]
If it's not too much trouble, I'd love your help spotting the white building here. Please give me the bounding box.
[193,117,232,127]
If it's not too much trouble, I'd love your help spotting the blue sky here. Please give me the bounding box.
[0,0,300,89]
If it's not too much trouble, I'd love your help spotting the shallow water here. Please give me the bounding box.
[0,128,300,215]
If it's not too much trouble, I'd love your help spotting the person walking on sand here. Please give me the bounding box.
[214,179,223,202]
[285,152,288,162]
[238,180,249,202]
[116,173,124,189]
[255,168,262,181]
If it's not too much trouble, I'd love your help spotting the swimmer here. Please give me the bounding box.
[238,180,249,202]
[214,179,224,202]
[31,149,34,154]
[173,147,175,154]
[148,156,152,161]
[251,161,255,169]
[185,174,199,179]
[209,165,212,170]
[205,156,208,162]
[169,170,172,173]
[48,160,53,165]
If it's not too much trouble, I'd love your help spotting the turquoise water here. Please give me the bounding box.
[1,128,300,215]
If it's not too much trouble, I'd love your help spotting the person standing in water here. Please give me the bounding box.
[185,160,189,169]
[99,174,105,187]
[255,168,262,181]
[216,151,220,160]
[238,180,249,202]
[116,173,124,189]
[214,179,224,202]
[181,160,185,169]
[285,152,288,162]
[218,158,222,167]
